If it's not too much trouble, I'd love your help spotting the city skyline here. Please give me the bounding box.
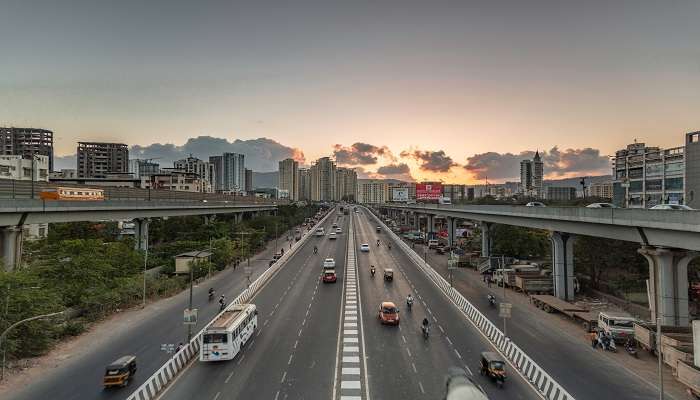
[2,1,699,183]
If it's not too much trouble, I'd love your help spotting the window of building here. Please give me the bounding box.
[645,164,663,177]
[629,195,643,207]
[23,168,31,178]
[645,179,662,191]
[665,162,684,175]
[665,177,683,191]
[628,168,643,179]
[646,193,662,207]
[629,180,643,193]
[667,192,684,205]
[616,170,626,179]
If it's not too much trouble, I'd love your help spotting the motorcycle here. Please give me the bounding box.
[600,334,617,352]
[370,267,376,278]
[422,324,430,339]
[624,337,638,358]
[208,291,215,302]
[406,298,413,311]
[313,247,318,254]
[487,294,496,307]
[388,243,392,250]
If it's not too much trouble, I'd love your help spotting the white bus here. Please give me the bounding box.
[200,304,258,362]
[315,227,325,237]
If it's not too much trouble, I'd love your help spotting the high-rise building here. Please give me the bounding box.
[209,155,223,192]
[173,156,215,192]
[310,157,336,201]
[77,142,128,178]
[245,168,253,194]
[298,168,311,201]
[278,158,300,201]
[0,127,54,171]
[520,151,543,197]
[335,168,358,202]
[128,159,160,179]
[222,152,245,193]
[357,179,390,204]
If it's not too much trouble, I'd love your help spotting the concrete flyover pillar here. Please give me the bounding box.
[480,222,492,258]
[133,218,150,252]
[1,226,23,271]
[639,246,698,327]
[551,232,576,301]
[447,217,456,248]
[427,214,436,234]
[413,213,421,230]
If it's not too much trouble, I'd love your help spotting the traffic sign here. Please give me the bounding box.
[499,302,512,318]
[183,308,198,325]
[160,343,175,354]
[447,259,458,270]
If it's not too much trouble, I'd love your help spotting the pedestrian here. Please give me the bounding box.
[589,330,597,348]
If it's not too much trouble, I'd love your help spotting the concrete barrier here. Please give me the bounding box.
[126,209,334,400]
[367,207,574,400]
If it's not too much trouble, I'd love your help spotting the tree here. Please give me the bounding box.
[491,225,549,259]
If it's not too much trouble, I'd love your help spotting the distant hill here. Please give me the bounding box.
[252,171,278,189]
[543,175,612,188]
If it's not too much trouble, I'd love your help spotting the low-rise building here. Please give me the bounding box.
[142,169,206,192]
[174,251,212,274]
[0,155,50,239]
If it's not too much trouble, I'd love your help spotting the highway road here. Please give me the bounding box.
[374,210,673,400]
[7,226,302,400]
[160,208,542,400]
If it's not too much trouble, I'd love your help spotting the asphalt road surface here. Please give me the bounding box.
[161,209,542,400]
[8,225,304,400]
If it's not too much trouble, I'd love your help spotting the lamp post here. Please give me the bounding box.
[1,310,65,380]
[142,219,149,308]
[186,247,215,342]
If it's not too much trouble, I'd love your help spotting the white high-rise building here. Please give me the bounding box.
[310,157,336,201]
[520,151,544,197]
[278,158,299,201]
[222,152,245,194]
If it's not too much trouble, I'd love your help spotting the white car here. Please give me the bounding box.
[335,227,342,233]
[650,204,694,211]
[328,232,337,240]
[586,202,618,208]
[525,202,546,207]
[360,243,370,252]
[323,258,336,269]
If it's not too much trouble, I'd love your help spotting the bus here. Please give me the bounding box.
[315,227,325,237]
[200,304,258,362]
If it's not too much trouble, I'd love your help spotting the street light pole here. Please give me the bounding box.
[1,310,65,380]
[657,316,664,400]
[142,220,148,308]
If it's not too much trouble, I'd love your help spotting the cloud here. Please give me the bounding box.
[401,149,457,172]
[333,142,394,166]
[54,154,77,170]
[129,136,305,172]
[376,163,410,175]
[464,147,610,181]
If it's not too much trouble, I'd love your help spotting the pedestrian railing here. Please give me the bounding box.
[126,210,333,400]
[367,208,574,400]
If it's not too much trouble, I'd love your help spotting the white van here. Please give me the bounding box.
[315,227,325,237]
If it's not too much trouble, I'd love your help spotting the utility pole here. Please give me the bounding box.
[502,255,507,337]
[142,223,148,308]
[657,317,664,400]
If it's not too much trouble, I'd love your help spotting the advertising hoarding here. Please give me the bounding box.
[392,188,409,202]
[416,183,442,200]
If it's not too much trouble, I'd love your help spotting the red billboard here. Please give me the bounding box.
[416,183,442,200]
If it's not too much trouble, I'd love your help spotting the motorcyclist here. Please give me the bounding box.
[208,288,215,301]
[313,245,318,254]
[388,243,391,250]
[370,265,376,277]
[406,294,414,309]
[422,317,430,337]
[487,294,496,305]
[218,295,226,308]
[376,239,380,246]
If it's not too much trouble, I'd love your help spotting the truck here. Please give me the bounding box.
[633,322,691,354]
[530,295,599,331]
[514,275,553,294]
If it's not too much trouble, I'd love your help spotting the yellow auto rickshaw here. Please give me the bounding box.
[103,355,137,388]
[479,352,506,387]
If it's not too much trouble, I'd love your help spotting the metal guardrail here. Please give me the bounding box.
[367,208,574,400]
[125,209,333,400]
[0,180,282,205]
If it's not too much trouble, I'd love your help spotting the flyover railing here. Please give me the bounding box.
[0,180,283,205]
[126,209,333,400]
[366,207,574,400]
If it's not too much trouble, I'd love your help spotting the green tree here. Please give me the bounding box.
[490,225,549,259]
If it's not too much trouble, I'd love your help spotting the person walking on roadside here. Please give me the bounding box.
[589,330,598,348]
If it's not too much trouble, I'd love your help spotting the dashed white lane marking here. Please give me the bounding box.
[418,381,425,394]
[334,217,366,400]
[213,391,221,400]
[225,370,234,383]
[411,362,417,373]
[446,336,453,345]
[454,349,462,359]
[281,371,287,383]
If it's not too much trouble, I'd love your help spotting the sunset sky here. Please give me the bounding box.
[1,0,698,183]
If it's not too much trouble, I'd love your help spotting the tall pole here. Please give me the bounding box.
[187,262,194,341]
[502,255,507,337]
[142,223,148,308]
[657,317,664,400]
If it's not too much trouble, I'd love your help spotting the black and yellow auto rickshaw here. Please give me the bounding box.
[479,352,506,387]
[103,355,137,388]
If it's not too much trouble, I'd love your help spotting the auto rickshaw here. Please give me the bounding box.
[479,352,506,387]
[103,355,137,388]
[384,269,394,281]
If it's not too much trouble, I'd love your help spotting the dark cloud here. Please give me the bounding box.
[129,136,305,172]
[376,163,410,175]
[333,142,394,166]
[401,149,457,172]
[464,147,610,180]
